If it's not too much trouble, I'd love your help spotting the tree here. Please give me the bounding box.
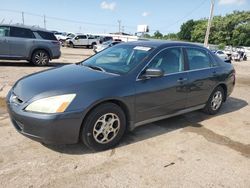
[164,33,178,40]
[143,33,151,38]
[178,19,195,41]
[153,30,163,39]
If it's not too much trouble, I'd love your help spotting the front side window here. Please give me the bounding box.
[186,48,211,70]
[0,26,10,37]
[147,47,184,74]
[82,44,154,74]
[10,27,34,38]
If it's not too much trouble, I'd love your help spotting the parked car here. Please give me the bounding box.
[232,47,247,61]
[0,24,61,66]
[66,34,98,48]
[6,41,235,150]
[99,36,113,44]
[54,32,75,46]
[93,41,122,53]
[214,50,231,62]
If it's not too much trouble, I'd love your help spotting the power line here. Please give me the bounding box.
[0,8,136,29]
[156,0,208,32]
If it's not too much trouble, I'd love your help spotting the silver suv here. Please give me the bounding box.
[0,25,61,66]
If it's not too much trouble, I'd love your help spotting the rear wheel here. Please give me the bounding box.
[203,86,225,115]
[81,103,126,151]
[31,50,49,66]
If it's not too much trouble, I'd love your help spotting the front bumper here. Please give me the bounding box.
[6,95,84,144]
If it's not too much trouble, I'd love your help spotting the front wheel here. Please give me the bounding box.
[81,103,126,151]
[203,86,225,115]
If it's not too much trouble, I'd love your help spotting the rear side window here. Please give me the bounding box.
[0,26,10,37]
[10,27,35,38]
[36,31,57,40]
[186,48,211,70]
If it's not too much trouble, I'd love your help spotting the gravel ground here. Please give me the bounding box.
[0,47,250,188]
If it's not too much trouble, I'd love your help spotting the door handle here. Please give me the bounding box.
[177,78,188,83]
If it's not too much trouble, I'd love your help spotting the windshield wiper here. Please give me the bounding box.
[84,65,106,72]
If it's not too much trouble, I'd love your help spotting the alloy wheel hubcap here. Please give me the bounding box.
[93,113,120,144]
[35,52,48,65]
[211,91,223,111]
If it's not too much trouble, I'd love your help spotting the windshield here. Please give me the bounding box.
[82,44,154,75]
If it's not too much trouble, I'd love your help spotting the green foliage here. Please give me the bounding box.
[178,19,195,41]
[164,33,178,40]
[153,30,163,39]
[149,11,250,46]
[218,43,226,50]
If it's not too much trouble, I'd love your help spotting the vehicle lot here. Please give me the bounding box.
[0,48,250,188]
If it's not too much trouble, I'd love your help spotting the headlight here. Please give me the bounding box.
[25,94,76,113]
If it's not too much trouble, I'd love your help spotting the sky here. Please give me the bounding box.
[0,0,249,35]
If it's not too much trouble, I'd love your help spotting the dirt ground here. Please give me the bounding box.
[0,47,250,188]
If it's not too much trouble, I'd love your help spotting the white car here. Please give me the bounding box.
[214,50,230,61]
[66,34,99,48]
[93,41,122,53]
[54,32,75,46]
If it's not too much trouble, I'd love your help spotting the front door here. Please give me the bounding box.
[135,47,188,124]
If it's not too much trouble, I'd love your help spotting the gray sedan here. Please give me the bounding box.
[6,41,235,150]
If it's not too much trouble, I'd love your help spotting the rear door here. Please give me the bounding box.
[0,26,10,57]
[9,27,35,58]
[184,47,217,107]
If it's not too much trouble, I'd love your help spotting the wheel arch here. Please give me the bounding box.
[29,47,52,60]
[78,99,131,141]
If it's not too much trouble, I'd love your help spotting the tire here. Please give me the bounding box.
[203,86,225,115]
[69,42,75,48]
[31,50,49,66]
[90,42,96,49]
[81,103,126,151]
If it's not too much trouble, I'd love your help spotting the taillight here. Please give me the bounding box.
[51,41,60,45]
[232,69,236,85]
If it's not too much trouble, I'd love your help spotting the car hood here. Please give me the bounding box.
[13,64,118,102]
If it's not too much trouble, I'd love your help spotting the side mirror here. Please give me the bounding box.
[141,68,164,79]
[75,37,79,40]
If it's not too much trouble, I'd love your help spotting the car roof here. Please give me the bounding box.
[0,24,53,33]
[124,40,206,49]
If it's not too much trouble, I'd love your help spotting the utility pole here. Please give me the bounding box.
[204,0,215,48]
[43,15,46,29]
[118,20,121,33]
[21,12,24,25]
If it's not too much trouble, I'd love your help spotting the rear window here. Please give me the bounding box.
[36,31,57,40]
[10,27,35,38]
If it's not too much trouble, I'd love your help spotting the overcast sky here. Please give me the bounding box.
[0,0,249,34]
